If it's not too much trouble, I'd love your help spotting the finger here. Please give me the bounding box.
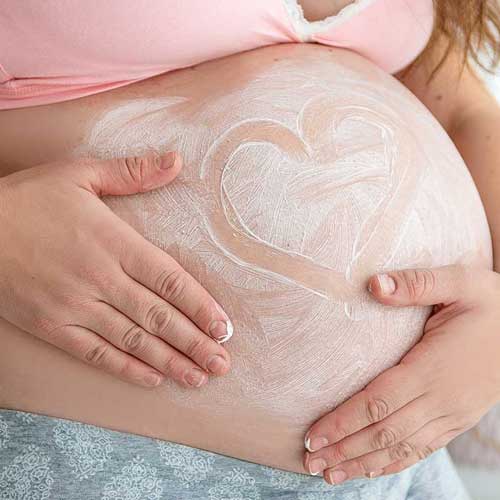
[320,416,450,484]
[77,151,183,197]
[382,429,460,476]
[103,276,231,376]
[367,265,473,307]
[305,393,431,471]
[45,323,164,388]
[84,301,210,388]
[121,238,233,343]
[304,364,420,453]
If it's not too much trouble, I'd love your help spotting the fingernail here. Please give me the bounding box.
[309,458,327,476]
[206,354,228,374]
[304,433,311,451]
[144,373,162,387]
[160,151,178,169]
[329,469,347,485]
[366,469,384,479]
[305,436,329,452]
[209,319,234,344]
[185,368,206,387]
[377,274,396,295]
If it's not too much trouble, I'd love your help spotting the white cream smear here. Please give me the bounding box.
[74,49,492,426]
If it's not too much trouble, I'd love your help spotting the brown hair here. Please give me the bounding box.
[410,0,500,79]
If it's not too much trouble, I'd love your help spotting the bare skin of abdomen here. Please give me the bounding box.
[0,44,491,474]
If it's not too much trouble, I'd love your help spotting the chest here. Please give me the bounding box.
[298,0,355,21]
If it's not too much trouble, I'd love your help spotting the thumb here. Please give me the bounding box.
[79,151,183,197]
[367,265,471,307]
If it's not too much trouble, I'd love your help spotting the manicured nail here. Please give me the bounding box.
[144,373,162,387]
[185,368,206,387]
[329,469,347,484]
[309,458,327,476]
[209,319,234,344]
[305,436,329,452]
[377,274,396,295]
[206,354,227,374]
[160,151,178,169]
[367,469,384,479]
[305,439,312,452]
[304,432,311,450]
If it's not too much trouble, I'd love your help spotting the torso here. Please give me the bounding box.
[0,43,491,474]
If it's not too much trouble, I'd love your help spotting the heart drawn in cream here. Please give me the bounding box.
[200,91,428,304]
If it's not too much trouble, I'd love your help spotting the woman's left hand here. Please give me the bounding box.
[303,264,500,485]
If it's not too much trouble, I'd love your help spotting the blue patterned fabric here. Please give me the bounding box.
[0,409,470,500]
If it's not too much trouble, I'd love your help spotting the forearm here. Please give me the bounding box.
[449,102,500,271]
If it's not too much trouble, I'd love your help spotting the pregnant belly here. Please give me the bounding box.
[0,43,492,474]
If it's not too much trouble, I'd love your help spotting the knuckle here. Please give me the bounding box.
[192,300,214,328]
[121,156,147,190]
[162,354,180,377]
[184,336,206,359]
[333,421,350,443]
[366,395,389,424]
[117,358,135,380]
[146,304,173,336]
[33,316,57,337]
[330,441,349,463]
[155,268,186,303]
[389,441,415,461]
[73,262,108,290]
[353,458,369,476]
[85,343,109,366]
[399,269,435,301]
[373,426,399,449]
[416,445,434,461]
[122,325,147,352]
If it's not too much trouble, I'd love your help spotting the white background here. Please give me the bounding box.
[483,69,500,101]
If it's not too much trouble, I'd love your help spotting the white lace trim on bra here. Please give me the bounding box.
[282,0,377,41]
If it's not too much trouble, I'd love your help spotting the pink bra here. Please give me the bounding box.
[0,0,434,110]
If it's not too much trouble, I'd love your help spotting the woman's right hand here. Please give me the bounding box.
[0,152,233,389]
